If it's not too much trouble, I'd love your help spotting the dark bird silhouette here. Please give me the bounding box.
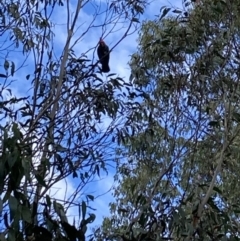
[97,38,110,73]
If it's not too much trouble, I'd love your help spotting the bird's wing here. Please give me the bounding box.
[97,46,103,59]
[103,45,109,54]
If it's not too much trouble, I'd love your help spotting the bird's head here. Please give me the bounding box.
[99,38,106,46]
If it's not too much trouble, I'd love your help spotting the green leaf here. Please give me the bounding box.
[132,17,140,23]
[213,186,222,194]
[11,61,15,76]
[73,171,78,178]
[233,209,240,214]
[7,229,15,241]
[82,201,87,220]
[0,198,2,214]
[95,165,100,176]
[181,232,188,237]
[61,222,77,239]
[53,201,68,223]
[208,121,219,127]
[35,174,47,187]
[0,73,7,78]
[84,213,96,224]
[56,144,68,152]
[87,195,94,201]
[81,225,87,234]
[139,213,147,226]
[233,112,240,122]
[21,205,31,222]
[136,194,143,205]
[118,208,128,213]
[185,47,195,54]
[207,197,220,212]
[9,196,18,221]
[4,60,9,70]
[46,195,51,207]
[22,159,31,181]
[159,7,171,20]
[78,204,81,220]
[0,233,6,241]
[172,9,182,14]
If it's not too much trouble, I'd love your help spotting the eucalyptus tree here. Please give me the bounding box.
[95,0,240,240]
[0,0,147,240]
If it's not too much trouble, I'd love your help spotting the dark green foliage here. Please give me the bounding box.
[93,0,240,241]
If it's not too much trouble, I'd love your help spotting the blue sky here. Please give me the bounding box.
[56,0,183,232]
[0,0,182,235]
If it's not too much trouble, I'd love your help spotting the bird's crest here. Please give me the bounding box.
[99,38,105,45]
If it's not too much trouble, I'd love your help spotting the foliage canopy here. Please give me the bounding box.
[95,0,240,240]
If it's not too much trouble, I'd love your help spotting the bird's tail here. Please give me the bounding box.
[102,63,110,73]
